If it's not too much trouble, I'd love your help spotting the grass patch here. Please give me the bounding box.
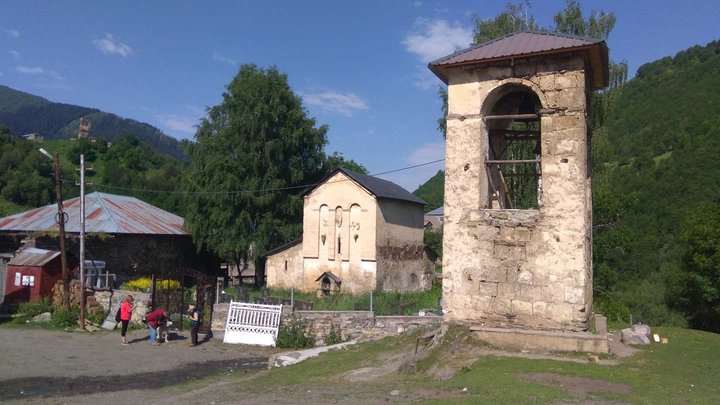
[227,326,720,404]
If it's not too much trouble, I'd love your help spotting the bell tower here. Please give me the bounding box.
[429,31,609,333]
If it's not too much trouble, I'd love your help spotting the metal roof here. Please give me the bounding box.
[0,192,187,235]
[429,31,609,89]
[425,206,444,216]
[308,168,427,206]
[8,247,60,267]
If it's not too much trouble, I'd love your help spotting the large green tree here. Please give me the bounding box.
[184,65,328,267]
[677,202,720,332]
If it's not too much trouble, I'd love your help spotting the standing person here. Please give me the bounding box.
[188,304,201,347]
[145,309,167,346]
[120,295,135,345]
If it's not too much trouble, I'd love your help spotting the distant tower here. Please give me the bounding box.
[429,31,609,335]
[77,118,91,139]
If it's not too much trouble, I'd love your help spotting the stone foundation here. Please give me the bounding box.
[469,325,608,354]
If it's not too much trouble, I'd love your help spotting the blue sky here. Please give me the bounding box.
[1,1,718,190]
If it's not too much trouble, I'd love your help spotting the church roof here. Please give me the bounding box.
[309,168,426,206]
[0,192,187,235]
[429,31,609,89]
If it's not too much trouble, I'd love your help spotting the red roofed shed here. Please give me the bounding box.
[4,248,74,304]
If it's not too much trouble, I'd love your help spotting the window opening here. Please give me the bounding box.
[485,89,542,209]
[337,237,341,254]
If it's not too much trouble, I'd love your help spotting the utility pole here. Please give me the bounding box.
[78,154,86,329]
[51,151,71,312]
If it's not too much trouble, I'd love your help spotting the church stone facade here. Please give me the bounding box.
[265,168,434,295]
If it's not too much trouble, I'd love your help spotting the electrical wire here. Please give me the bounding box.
[65,158,446,195]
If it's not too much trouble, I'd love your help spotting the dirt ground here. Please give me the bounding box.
[0,327,638,405]
[0,327,272,404]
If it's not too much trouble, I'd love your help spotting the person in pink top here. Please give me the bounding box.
[120,295,135,345]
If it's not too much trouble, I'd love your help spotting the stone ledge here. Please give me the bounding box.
[469,325,608,354]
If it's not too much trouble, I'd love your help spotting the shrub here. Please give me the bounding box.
[17,298,52,318]
[323,323,345,346]
[276,316,315,349]
[124,277,180,292]
[51,306,79,328]
[86,308,106,325]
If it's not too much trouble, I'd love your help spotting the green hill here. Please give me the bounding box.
[0,85,186,160]
[0,127,188,218]
[413,170,444,212]
[592,39,720,327]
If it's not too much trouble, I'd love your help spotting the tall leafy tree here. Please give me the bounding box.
[472,1,537,44]
[677,202,720,332]
[324,151,368,174]
[438,2,536,138]
[184,64,328,267]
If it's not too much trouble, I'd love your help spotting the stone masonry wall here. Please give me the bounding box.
[209,304,441,345]
[442,55,593,331]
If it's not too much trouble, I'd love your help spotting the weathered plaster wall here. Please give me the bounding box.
[266,242,304,290]
[375,199,432,291]
[442,55,593,331]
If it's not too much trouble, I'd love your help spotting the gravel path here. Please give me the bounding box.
[0,327,273,402]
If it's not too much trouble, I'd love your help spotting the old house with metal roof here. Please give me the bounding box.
[424,206,444,230]
[429,31,609,352]
[0,192,218,288]
[265,168,434,295]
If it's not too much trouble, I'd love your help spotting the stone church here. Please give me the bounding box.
[265,168,435,295]
[429,31,609,350]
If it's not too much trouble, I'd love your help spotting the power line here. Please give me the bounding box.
[80,158,446,196]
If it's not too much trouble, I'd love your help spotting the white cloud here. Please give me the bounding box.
[4,29,19,38]
[93,33,133,57]
[402,19,472,90]
[302,91,369,117]
[403,19,472,63]
[155,113,198,134]
[213,52,237,66]
[10,50,20,59]
[16,66,45,75]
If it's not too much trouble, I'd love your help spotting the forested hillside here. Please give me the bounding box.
[592,39,720,329]
[0,85,185,160]
[413,170,444,212]
[0,126,188,217]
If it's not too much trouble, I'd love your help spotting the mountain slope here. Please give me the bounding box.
[0,85,186,160]
[413,170,444,212]
[592,39,720,324]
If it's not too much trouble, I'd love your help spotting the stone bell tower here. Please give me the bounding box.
[429,32,609,339]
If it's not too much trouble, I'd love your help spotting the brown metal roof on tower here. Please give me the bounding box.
[428,31,609,89]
